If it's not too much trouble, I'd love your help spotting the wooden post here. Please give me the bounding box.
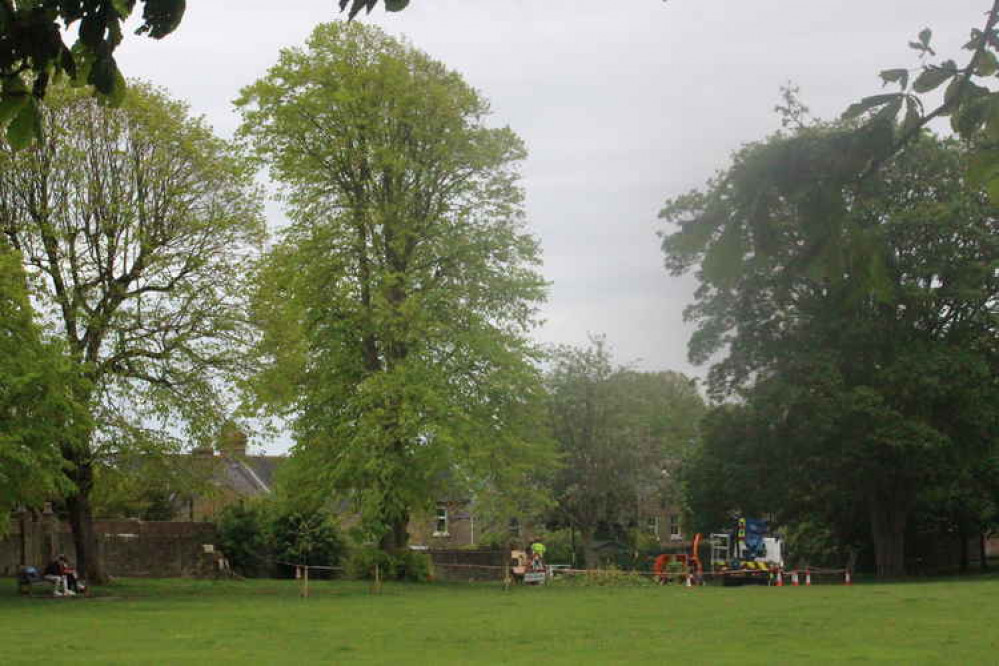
[373,563,381,594]
[303,565,310,598]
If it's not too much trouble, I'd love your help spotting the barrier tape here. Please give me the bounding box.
[432,562,852,581]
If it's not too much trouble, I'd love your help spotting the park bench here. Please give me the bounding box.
[16,566,57,596]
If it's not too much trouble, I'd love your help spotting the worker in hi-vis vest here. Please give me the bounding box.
[530,538,546,570]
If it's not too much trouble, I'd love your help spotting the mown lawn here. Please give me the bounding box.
[1,575,996,664]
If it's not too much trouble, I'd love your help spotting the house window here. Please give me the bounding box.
[647,516,660,538]
[669,513,681,540]
[434,506,449,536]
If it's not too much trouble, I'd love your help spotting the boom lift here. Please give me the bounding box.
[709,517,783,586]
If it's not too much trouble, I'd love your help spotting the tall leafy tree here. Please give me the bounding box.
[0,83,264,582]
[546,339,705,567]
[662,124,999,577]
[237,22,554,553]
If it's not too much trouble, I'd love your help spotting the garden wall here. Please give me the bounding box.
[428,549,506,582]
[1,512,217,578]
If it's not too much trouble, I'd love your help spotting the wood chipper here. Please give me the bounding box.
[509,549,546,585]
[653,533,704,584]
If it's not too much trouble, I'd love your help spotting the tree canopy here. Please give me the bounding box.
[238,21,554,553]
[545,338,705,567]
[663,120,999,576]
[0,241,86,531]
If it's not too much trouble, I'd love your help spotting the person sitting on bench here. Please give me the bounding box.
[43,555,75,597]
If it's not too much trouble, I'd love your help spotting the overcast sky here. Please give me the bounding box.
[116,0,983,382]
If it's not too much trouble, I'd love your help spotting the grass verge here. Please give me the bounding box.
[1,576,997,664]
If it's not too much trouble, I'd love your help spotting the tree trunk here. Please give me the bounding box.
[869,502,907,578]
[580,527,599,570]
[958,527,969,574]
[378,514,410,553]
[65,459,107,584]
[980,532,989,572]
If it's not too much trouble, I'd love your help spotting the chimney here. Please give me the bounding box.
[220,424,248,458]
[191,444,214,459]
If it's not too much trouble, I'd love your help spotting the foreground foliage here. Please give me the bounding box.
[0,0,409,148]
[3,577,998,664]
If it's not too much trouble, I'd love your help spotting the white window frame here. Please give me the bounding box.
[433,506,449,537]
[669,513,681,540]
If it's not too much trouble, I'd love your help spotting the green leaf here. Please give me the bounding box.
[0,93,28,128]
[111,0,136,17]
[966,148,999,188]
[137,0,186,39]
[902,97,921,134]
[913,66,954,93]
[702,223,746,287]
[89,56,127,106]
[985,173,999,205]
[879,69,909,89]
[70,41,94,88]
[984,97,999,141]
[385,0,409,10]
[952,94,990,137]
[842,94,902,120]
[339,0,377,19]
[964,29,984,51]
[874,96,903,124]
[944,76,963,108]
[976,49,999,77]
[6,98,41,151]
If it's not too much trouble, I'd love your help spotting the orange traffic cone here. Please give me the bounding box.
[805,569,812,586]
[844,570,852,586]
[776,571,783,587]
[792,571,799,586]
[685,573,692,587]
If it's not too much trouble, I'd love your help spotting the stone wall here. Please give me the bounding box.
[1,512,217,578]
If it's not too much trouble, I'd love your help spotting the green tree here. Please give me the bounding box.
[0,83,264,582]
[546,339,705,567]
[237,22,554,554]
[0,241,86,531]
[662,125,999,577]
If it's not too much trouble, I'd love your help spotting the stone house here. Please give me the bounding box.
[178,432,283,521]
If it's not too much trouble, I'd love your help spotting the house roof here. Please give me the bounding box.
[216,454,283,497]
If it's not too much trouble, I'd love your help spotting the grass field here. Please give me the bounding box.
[1,576,997,664]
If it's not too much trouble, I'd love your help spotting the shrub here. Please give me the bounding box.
[345,546,395,580]
[270,508,346,579]
[345,547,432,582]
[551,565,655,587]
[217,501,271,577]
[217,501,347,578]
[395,550,432,582]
